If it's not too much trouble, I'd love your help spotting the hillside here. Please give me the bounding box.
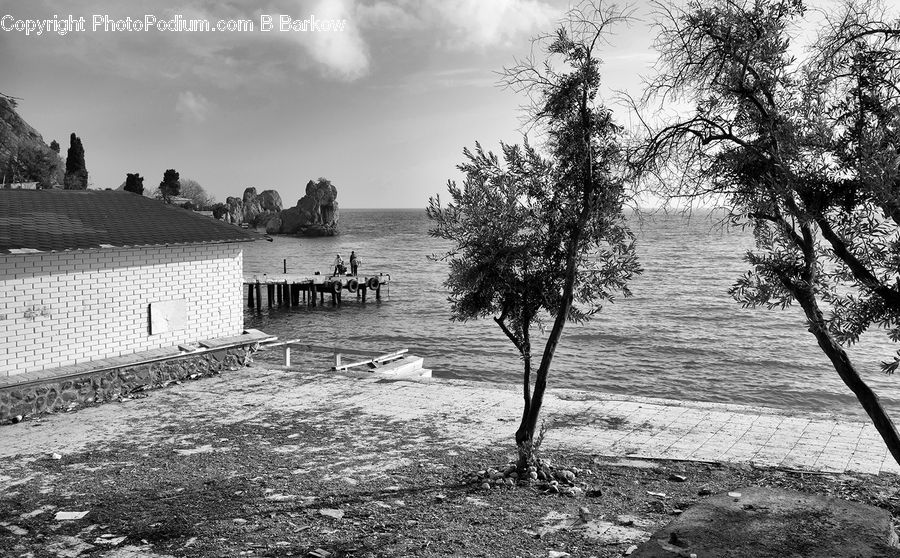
[0,95,64,187]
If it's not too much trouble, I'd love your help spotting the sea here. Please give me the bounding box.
[243,208,900,420]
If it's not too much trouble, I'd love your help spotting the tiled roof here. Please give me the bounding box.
[0,189,262,254]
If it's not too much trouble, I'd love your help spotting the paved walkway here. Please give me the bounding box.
[1,365,897,476]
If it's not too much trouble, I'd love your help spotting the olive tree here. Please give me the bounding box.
[638,0,900,464]
[428,2,640,468]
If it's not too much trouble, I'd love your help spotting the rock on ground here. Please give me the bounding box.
[631,486,900,558]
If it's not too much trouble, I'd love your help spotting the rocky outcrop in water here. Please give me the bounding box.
[217,179,339,236]
[221,187,283,231]
[279,178,339,236]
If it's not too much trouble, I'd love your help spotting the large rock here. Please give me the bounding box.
[278,178,339,236]
[220,187,283,227]
[631,486,900,558]
[257,189,282,212]
[223,196,243,224]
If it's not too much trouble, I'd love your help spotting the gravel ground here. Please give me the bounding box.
[2,363,899,557]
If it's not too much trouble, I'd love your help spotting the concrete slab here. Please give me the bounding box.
[631,487,900,558]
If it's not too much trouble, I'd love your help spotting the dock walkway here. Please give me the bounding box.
[243,273,390,308]
[0,366,896,476]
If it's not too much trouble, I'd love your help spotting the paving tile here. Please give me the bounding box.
[4,365,898,476]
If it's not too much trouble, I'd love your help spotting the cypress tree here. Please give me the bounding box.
[63,133,88,189]
[159,169,180,203]
[124,173,144,195]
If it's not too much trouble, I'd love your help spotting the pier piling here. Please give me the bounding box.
[243,272,389,310]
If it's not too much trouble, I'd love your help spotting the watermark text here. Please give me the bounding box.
[1,13,348,36]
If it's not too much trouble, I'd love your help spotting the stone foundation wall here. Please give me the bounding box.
[0,346,256,423]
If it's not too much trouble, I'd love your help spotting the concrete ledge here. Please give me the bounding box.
[0,330,275,422]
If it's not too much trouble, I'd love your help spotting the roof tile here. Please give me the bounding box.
[0,189,261,254]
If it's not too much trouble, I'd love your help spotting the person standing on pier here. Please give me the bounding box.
[333,253,344,275]
[350,251,358,276]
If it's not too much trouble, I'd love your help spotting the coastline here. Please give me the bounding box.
[1,364,894,476]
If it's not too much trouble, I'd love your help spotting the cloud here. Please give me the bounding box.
[175,91,211,122]
[353,0,559,49]
[9,0,557,87]
[301,0,370,80]
[429,0,559,48]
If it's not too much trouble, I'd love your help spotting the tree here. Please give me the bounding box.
[211,203,229,220]
[158,169,180,203]
[428,2,640,468]
[49,140,59,154]
[9,144,62,187]
[124,173,144,195]
[638,0,900,465]
[179,178,214,209]
[63,132,87,190]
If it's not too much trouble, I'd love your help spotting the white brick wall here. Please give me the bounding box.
[0,243,246,377]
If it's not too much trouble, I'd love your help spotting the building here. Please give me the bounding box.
[3,182,39,190]
[0,189,269,419]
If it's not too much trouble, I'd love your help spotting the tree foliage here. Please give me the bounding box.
[211,203,229,220]
[428,1,640,468]
[63,132,87,190]
[158,169,181,203]
[124,173,144,196]
[7,144,62,187]
[179,178,215,209]
[638,0,900,464]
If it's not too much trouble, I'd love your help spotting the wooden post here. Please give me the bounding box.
[331,291,336,306]
[334,353,342,369]
[247,283,254,308]
[267,284,274,307]
[284,346,291,367]
[320,288,324,304]
[283,259,287,274]
[376,285,381,301]
[362,285,367,302]
[311,284,317,307]
[337,289,342,304]
[255,282,262,310]
[276,282,283,306]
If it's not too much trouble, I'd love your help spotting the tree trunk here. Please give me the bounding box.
[515,336,532,447]
[517,78,597,462]
[515,333,532,470]
[795,287,900,467]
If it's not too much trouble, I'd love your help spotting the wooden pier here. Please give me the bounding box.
[243,273,390,309]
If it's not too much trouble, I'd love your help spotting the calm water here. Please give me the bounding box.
[244,209,900,419]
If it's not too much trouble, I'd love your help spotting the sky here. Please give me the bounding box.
[1,0,659,208]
